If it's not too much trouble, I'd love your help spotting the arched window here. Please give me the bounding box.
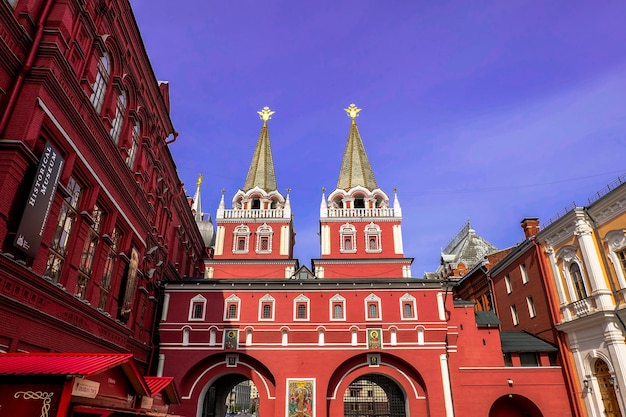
[570,263,588,300]
[334,304,343,319]
[90,53,110,113]
[110,90,127,144]
[126,122,140,168]
[368,303,378,318]
[340,223,356,253]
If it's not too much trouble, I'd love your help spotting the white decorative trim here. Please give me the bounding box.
[293,294,310,321]
[364,222,382,253]
[440,353,455,417]
[224,294,241,321]
[232,224,250,254]
[340,223,357,254]
[364,293,382,321]
[399,293,417,320]
[329,294,346,321]
[258,294,276,321]
[255,223,273,254]
[188,294,207,321]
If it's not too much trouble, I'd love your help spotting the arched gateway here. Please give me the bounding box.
[344,374,406,417]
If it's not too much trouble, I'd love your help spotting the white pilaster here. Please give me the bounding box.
[575,215,613,309]
[439,354,455,417]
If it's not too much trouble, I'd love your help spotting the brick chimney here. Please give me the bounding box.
[521,217,540,238]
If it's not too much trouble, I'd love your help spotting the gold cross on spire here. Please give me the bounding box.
[197,173,203,187]
[257,106,275,125]
[344,103,361,124]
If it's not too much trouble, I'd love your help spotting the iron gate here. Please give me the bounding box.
[343,374,406,417]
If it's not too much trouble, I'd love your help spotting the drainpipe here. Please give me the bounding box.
[532,237,585,417]
[0,0,55,136]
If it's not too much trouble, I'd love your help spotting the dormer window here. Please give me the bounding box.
[364,223,382,253]
[232,225,250,254]
[340,223,357,254]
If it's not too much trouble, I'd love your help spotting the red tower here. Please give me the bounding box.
[204,107,297,279]
[314,104,413,279]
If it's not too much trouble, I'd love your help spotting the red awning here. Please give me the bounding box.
[144,376,181,405]
[0,352,149,395]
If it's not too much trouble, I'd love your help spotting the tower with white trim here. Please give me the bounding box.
[312,104,413,278]
[205,107,297,279]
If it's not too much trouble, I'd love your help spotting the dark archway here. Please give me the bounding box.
[489,394,543,417]
[343,374,406,417]
[201,374,259,417]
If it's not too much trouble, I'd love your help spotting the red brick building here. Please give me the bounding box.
[454,218,585,417]
[160,106,573,417]
[0,0,204,415]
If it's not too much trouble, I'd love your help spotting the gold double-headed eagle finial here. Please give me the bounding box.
[344,103,361,123]
[197,173,203,187]
[257,106,275,125]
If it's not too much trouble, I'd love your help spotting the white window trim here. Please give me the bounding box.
[364,222,382,254]
[505,275,512,294]
[258,294,276,321]
[399,293,417,320]
[526,296,536,318]
[232,224,250,254]
[340,223,357,254]
[255,223,273,254]
[329,294,346,321]
[224,294,241,321]
[520,264,529,284]
[188,294,207,321]
[510,304,519,326]
[293,294,310,321]
[364,293,382,321]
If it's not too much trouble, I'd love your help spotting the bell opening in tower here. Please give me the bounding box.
[251,198,260,210]
[354,197,365,209]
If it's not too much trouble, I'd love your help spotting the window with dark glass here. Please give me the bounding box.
[262,304,272,319]
[519,352,540,367]
[76,204,103,299]
[90,53,110,113]
[368,303,378,319]
[45,177,83,283]
[297,303,307,319]
[99,227,120,310]
[403,302,414,318]
[192,303,203,319]
[570,263,587,300]
[333,303,343,319]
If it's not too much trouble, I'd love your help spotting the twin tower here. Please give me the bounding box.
[199,104,413,280]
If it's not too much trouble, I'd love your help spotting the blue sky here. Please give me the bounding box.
[131,1,626,275]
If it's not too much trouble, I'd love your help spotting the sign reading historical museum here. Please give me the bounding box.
[14,142,64,257]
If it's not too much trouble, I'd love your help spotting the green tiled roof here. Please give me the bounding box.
[475,311,501,327]
[500,331,557,352]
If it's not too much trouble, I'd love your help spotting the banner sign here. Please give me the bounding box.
[14,142,64,257]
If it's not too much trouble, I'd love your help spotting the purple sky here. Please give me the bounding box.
[131,1,626,276]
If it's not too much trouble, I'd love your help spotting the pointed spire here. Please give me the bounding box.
[393,187,402,217]
[243,106,277,192]
[191,174,203,220]
[217,188,226,218]
[337,104,378,191]
[284,188,291,217]
[320,187,328,217]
